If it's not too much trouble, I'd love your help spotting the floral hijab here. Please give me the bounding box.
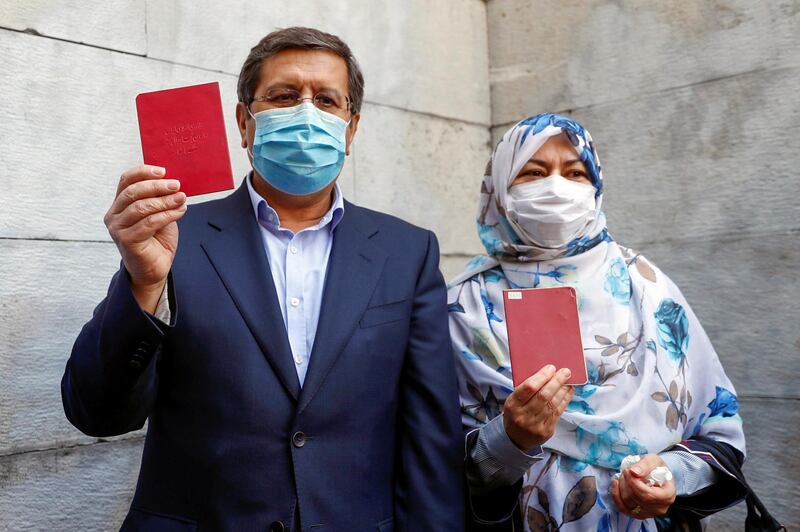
[473,113,607,264]
[449,114,745,531]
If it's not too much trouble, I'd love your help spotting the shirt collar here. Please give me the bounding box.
[245,172,345,233]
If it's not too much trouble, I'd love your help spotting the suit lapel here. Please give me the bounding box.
[297,204,387,414]
[200,184,301,400]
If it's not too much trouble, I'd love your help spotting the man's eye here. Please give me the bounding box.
[276,94,297,102]
[316,96,336,107]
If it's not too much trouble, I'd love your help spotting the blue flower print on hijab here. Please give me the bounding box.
[565,229,613,257]
[692,386,741,433]
[574,420,648,469]
[707,386,740,419]
[654,299,690,367]
[604,258,632,305]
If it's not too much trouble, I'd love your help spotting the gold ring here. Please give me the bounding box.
[632,505,642,515]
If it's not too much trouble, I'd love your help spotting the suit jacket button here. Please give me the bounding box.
[292,431,307,448]
[269,521,285,532]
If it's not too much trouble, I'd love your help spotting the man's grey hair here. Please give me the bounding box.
[237,26,365,114]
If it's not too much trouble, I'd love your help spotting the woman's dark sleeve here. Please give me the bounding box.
[464,428,524,531]
[659,436,784,531]
[667,437,748,518]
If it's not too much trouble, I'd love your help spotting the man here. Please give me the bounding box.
[62,27,463,531]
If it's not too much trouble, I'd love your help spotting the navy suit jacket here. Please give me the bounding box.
[62,183,464,531]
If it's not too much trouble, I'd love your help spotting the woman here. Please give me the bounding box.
[450,114,748,531]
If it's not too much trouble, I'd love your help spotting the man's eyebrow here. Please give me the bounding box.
[264,81,301,90]
[265,81,344,93]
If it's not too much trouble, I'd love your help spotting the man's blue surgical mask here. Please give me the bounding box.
[248,102,348,196]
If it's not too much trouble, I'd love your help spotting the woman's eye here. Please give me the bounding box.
[569,170,586,178]
[523,169,545,177]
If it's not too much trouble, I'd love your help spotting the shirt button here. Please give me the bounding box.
[290,297,300,307]
[294,356,303,365]
[289,245,298,254]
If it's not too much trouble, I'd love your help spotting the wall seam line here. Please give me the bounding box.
[0,236,114,244]
[621,227,800,248]
[0,26,491,128]
[490,65,787,129]
[0,25,147,58]
[0,435,146,459]
[483,0,494,140]
[8,226,797,248]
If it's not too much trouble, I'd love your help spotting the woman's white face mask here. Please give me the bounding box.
[507,175,597,248]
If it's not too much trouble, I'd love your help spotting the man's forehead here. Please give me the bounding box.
[257,49,348,89]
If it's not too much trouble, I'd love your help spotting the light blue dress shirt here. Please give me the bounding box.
[245,174,344,386]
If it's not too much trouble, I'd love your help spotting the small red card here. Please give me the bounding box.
[136,82,234,197]
[503,286,588,386]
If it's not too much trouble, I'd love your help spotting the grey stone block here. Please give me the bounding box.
[0,239,147,454]
[352,102,490,256]
[0,438,142,531]
[145,0,491,124]
[440,254,475,284]
[488,0,800,124]
[0,0,147,54]
[0,29,251,242]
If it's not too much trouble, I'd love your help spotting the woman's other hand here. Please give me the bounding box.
[611,454,677,519]
[503,365,574,450]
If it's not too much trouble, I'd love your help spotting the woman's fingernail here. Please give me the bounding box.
[152,166,166,176]
[632,466,642,475]
[546,365,556,373]
[562,369,572,378]
[175,192,186,203]
[167,180,180,190]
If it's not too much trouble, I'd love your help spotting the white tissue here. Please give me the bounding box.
[620,455,641,470]
[619,455,674,487]
[646,467,673,487]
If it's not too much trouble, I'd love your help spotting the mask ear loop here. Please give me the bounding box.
[245,108,257,161]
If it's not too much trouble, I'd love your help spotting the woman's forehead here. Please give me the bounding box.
[529,133,582,161]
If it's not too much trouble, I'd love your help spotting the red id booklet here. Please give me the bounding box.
[503,286,588,386]
[136,81,234,197]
